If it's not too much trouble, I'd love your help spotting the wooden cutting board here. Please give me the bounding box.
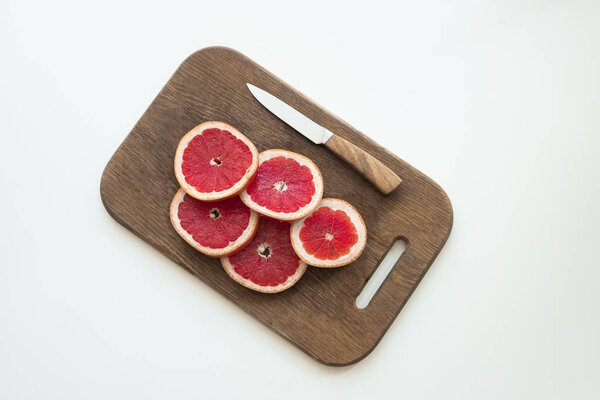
[100,47,453,366]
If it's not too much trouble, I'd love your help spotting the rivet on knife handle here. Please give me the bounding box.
[323,134,402,194]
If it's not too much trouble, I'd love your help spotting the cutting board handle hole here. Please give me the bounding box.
[355,238,407,309]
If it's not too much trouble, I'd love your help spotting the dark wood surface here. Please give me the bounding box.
[100,47,453,366]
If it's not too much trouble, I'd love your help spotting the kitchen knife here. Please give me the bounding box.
[246,83,402,195]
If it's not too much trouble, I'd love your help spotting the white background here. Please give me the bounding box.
[1,0,599,398]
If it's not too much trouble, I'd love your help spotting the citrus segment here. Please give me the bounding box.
[245,156,315,213]
[221,217,307,293]
[175,121,258,201]
[170,188,259,257]
[290,198,366,268]
[299,206,358,260]
[240,150,323,221]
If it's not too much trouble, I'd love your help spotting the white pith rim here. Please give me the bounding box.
[239,149,324,221]
[220,253,307,294]
[169,188,259,257]
[290,198,367,268]
[174,121,259,201]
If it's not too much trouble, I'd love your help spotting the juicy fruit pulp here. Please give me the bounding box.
[245,156,315,213]
[182,128,253,193]
[170,189,258,257]
[174,121,258,201]
[299,206,358,260]
[222,217,307,293]
[178,194,251,249]
[171,122,366,293]
[240,150,324,221]
[290,198,367,268]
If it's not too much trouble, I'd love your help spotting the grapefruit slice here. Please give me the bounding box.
[290,198,367,268]
[174,121,259,201]
[240,149,323,221]
[170,188,259,257]
[221,217,307,293]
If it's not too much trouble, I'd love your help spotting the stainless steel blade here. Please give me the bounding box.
[247,83,333,144]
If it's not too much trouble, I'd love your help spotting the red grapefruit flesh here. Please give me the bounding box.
[174,121,259,201]
[290,198,367,268]
[170,188,259,257]
[221,217,307,293]
[240,149,323,221]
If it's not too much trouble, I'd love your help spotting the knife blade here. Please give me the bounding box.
[246,83,402,195]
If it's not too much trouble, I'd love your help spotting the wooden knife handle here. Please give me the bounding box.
[324,135,402,194]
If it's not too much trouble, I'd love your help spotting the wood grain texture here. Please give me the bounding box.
[324,134,402,194]
[100,47,453,366]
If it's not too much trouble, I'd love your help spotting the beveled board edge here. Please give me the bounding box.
[100,46,454,366]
